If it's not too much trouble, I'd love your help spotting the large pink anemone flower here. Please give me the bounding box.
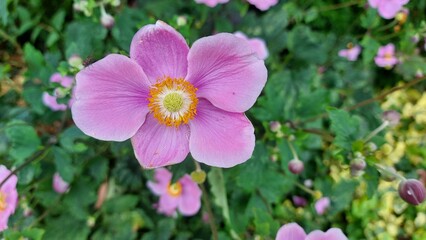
[0,165,18,232]
[71,21,267,168]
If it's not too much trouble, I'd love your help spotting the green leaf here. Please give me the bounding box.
[52,146,75,182]
[22,86,44,114]
[328,108,360,150]
[253,208,279,237]
[51,10,66,31]
[0,0,8,25]
[330,180,359,214]
[5,121,41,164]
[59,126,88,153]
[44,215,90,240]
[22,228,45,240]
[208,168,230,223]
[102,195,139,214]
[65,19,107,58]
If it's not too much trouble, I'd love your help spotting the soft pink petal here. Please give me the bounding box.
[247,0,279,11]
[50,73,74,88]
[374,56,398,68]
[71,54,151,141]
[324,228,349,240]
[368,0,380,8]
[275,223,307,240]
[52,173,69,194]
[338,49,349,58]
[157,194,179,216]
[187,33,267,113]
[306,230,327,240]
[248,38,269,60]
[0,165,18,231]
[42,92,67,111]
[131,114,190,169]
[188,99,255,168]
[315,197,330,215]
[147,168,173,195]
[178,175,202,216]
[130,20,189,84]
[195,0,229,7]
[378,2,403,19]
[383,43,395,55]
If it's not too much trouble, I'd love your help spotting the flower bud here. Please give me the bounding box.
[68,54,83,69]
[288,159,304,174]
[292,195,307,207]
[176,16,187,26]
[411,34,420,43]
[366,142,377,152]
[269,121,281,133]
[379,166,397,182]
[351,157,366,171]
[101,11,115,29]
[382,110,401,126]
[398,179,426,205]
[53,173,70,194]
[416,69,424,78]
[191,170,206,184]
[304,179,313,188]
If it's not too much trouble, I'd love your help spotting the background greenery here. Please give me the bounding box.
[1,0,426,239]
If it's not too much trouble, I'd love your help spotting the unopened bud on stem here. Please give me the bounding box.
[398,179,426,205]
[288,159,304,174]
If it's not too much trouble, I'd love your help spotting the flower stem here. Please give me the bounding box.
[295,182,317,197]
[375,164,406,181]
[200,183,219,240]
[287,140,299,160]
[363,121,389,143]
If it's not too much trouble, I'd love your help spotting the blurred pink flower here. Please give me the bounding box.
[0,165,18,232]
[338,45,361,61]
[276,223,348,240]
[247,0,279,11]
[368,0,409,19]
[42,73,74,111]
[234,32,269,60]
[71,20,267,168]
[315,197,330,215]
[147,168,202,216]
[374,43,398,68]
[195,0,229,7]
[52,173,69,194]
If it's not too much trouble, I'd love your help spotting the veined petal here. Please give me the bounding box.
[131,114,190,169]
[186,33,267,113]
[72,54,151,141]
[157,194,179,216]
[178,175,202,216]
[189,99,255,168]
[275,223,307,240]
[130,20,189,83]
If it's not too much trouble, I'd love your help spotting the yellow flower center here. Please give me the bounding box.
[0,191,7,212]
[384,53,393,59]
[148,77,198,127]
[167,182,183,197]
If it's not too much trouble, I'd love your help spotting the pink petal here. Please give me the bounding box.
[315,197,330,215]
[50,73,74,88]
[383,43,395,55]
[378,2,403,19]
[71,54,151,141]
[186,33,267,113]
[130,20,189,84]
[178,175,202,216]
[368,0,380,8]
[131,114,190,169]
[42,93,67,111]
[188,99,255,168]
[147,168,172,195]
[275,223,307,240]
[306,230,327,240]
[247,0,279,11]
[52,173,69,194]
[248,38,269,60]
[195,0,230,7]
[0,165,18,231]
[338,49,349,58]
[324,228,349,240]
[157,194,179,216]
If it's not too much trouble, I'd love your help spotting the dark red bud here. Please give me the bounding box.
[382,110,401,126]
[288,159,304,174]
[398,179,426,205]
[351,158,366,171]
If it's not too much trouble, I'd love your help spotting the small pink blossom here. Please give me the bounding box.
[315,197,330,215]
[0,165,18,232]
[147,168,202,216]
[276,222,348,240]
[374,43,398,68]
[42,73,74,111]
[71,21,267,168]
[194,0,229,7]
[368,0,409,19]
[52,173,70,194]
[234,32,269,60]
[338,45,361,61]
[247,0,279,11]
[292,196,308,207]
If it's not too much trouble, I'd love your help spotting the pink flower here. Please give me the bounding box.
[42,73,74,111]
[194,0,229,7]
[71,21,267,168]
[234,32,269,60]
[0,165,18,232]
[368,0,409,19]
[338,45,361,61]
[147,168,202,216]
[52,173,70,194]
[315,197,330,215]
[275,223,348,240]
[247,0,279,11]
[374,43,398,68]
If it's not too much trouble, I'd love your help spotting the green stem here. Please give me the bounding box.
[375,164,406,181]
[200,183,219,240]
[363,121,389,143]
[295,182,317,197]
[287,140,299,160]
